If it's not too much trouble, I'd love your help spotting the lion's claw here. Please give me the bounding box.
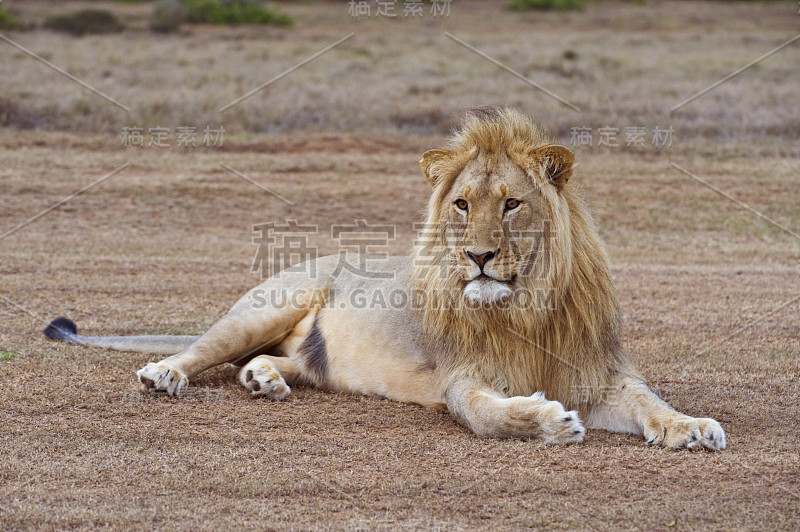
[645,416,726,450]
[136,362,188,396]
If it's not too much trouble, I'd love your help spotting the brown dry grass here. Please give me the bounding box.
[1,1,799,530]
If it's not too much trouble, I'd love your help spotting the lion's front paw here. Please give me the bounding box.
[645,415,726,450]
[239,359,290,400]
[136,361,188,396]
[532,392,586,444]
[501,392,585,443]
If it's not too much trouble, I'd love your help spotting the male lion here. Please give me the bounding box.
[44,107,725,449]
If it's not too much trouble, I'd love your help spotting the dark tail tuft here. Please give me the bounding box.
[43,317,78,341]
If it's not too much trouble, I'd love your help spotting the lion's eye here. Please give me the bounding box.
[455,199,468,211]
[505,198,521,211]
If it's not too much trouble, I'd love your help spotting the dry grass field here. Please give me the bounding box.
[1,0,799,530]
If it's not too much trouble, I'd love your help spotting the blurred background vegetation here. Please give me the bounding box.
[0,0,796,141]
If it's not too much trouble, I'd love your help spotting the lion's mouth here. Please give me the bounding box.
[470,272,516,285]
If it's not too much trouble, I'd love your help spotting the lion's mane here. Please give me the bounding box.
[412,107,634,413]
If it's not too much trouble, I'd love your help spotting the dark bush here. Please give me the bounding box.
[507,0,647,10]
[150,0,187,33]
[508,0,588,10]
[0,6,26,30]
[43,9,125,36]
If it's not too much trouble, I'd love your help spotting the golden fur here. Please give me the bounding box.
[415,107,632,415]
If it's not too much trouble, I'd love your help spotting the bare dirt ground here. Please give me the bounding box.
[1,1,799,530]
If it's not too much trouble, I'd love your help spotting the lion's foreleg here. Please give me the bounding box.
[586,374,726,450]
[445,378,585,443]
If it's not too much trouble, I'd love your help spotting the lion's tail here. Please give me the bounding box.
[43,317,198,355]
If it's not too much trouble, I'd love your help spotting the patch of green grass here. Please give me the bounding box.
[150,0,293,32]
[0,6,26,30]
[182,0,293,26]
[0,350,21,362]
[43,9,125,36]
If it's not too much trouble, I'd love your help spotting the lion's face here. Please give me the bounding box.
[419,142,574,307]
[441,154,552,304]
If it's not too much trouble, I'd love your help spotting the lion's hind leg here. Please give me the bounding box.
[239,355,300,400]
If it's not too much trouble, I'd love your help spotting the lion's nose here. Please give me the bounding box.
[465,249,497,270]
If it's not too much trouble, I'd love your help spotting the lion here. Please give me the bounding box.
[43,107,725,449]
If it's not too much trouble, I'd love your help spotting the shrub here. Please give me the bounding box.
[0,6,26,30]
[0,98,42,129]
[507,0,588,10]
[507,0,647,10]
[43,9,125,36]
[182,0,293,26]
[151,0,187,32]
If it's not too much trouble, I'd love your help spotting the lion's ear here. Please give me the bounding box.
[419,149,453,188]
[534,145,575,191]
[420,146,479,188]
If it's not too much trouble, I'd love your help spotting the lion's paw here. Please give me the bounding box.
[137,361,188,397]
[532,392,586,444]
[240,359,290,400]
[503,392,585,443]
[645,415,726,451]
